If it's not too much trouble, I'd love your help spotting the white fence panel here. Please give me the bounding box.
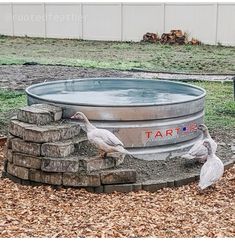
[0,4,13,35]
[82,3,121,41]
[0,3,235,45]
[165,3,216,44]
[122,3,164,41]
[217,4,235,46]
[45,3,81,38]
[13,3,45,37]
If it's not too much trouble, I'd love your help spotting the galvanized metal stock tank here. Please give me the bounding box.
[26,78,206,160]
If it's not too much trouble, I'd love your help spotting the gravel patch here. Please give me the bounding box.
[73,135,233,184]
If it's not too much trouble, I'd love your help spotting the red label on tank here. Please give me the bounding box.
[144,122,198,141]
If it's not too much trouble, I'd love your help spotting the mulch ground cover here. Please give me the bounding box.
[0,146,234,238]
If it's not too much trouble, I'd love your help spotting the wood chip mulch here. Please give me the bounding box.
[0,147,234,238]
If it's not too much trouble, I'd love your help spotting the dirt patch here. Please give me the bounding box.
[62,122,235,184]
[65,134,234,183]
[0,65,135,91]
[0,65,233,91]
[108,142,232,183]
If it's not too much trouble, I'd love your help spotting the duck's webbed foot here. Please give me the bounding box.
[102,152,107,159]
[98,150,107,159]
[197,158,206,164]
[197,184,216,194]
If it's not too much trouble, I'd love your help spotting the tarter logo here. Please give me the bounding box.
[145,122,197,140]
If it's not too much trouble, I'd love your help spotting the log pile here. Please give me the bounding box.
[142,29,201,45]
[188,38,201,45]
[142,32,159,43]
[160,30,186,45]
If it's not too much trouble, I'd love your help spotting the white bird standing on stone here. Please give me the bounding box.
[199,139,224,190]
[71,112,131,158]
[182,124,217,162]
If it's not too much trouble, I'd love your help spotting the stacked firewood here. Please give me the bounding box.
[160,30,186,45]
[188,38,201,45]
[142,30,201,45]
[142,32,160,43]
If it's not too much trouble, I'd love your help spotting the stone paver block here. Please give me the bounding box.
[33,104,62,120]
[6,149,13,163]
[29,180,43,187]
[1,170,7,178]
[194,174,200,181]
[29,169,62,185]
[94,186,104,193]
[103,184,133,193]
[12,138,41,156]
[17,104,62,125]
[132,183,142,192]
[100,169,136,185]
[13,153,42,169]
[41,156,80,172]
[166,180,175,188]
[23,125,61,143]
[41,140,74,157]
[20,179,31,186]
[81,157,116,172]
[6,134,15,149]
[3,171,23,184]
[73,136,88,145]
[9,120,33,138]
[142,180,167,192]
[3,159,8,172]
[23,123,80,143]
[7,163,29,180]
[61,124,81,140]
[63,173,101,187]
[174,176,196,187]
[224,159,235,170]
[18,107,52,125]
[83,187,95,193]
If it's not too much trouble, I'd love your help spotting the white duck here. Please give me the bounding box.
[199,139,224,190]
[71,112,130,158]
[182,124,217,162]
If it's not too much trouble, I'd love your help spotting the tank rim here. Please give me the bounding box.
[25,78,206,107]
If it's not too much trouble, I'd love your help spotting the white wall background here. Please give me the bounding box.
[0,2,235,45]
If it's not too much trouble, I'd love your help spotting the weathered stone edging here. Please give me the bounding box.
[2,103,234,193]
[2,159,234,193]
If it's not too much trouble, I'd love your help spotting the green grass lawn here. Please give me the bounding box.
[0,36,235,74]
[188,81,235,130]
[0,82,234,135]
[0,90,26,134]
